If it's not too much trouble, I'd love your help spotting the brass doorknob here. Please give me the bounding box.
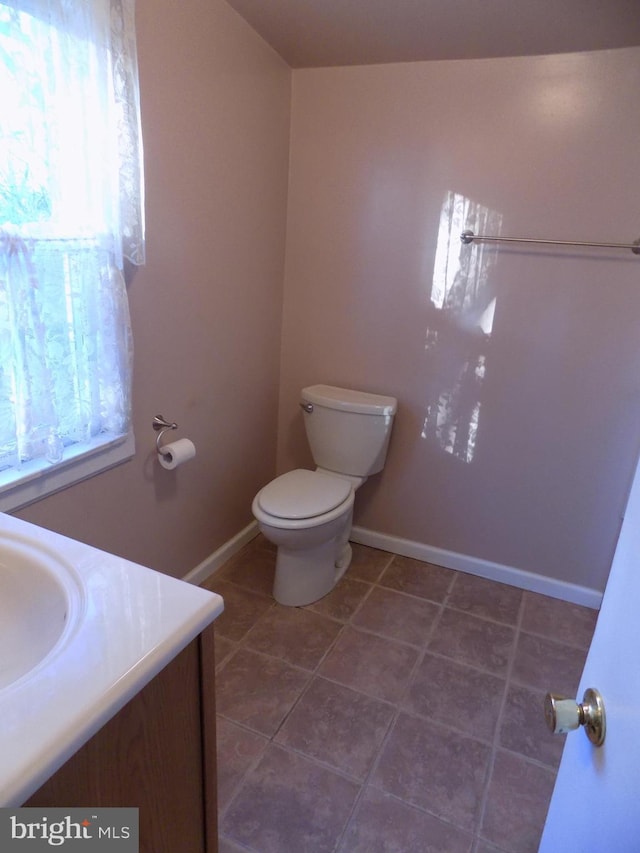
[544,688,606,747]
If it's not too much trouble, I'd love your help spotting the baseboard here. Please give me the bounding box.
[351,525,603,609]
[182,520,259,587]
[184,520,603,609]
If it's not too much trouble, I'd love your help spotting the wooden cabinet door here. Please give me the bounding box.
[26,637,213,853]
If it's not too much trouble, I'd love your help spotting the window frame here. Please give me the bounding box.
[0,0,143,510]
[0,430,135,512]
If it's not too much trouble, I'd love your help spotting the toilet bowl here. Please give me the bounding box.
[252,469,355,606]
[252,384,397,607]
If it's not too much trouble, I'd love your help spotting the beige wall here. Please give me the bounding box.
[278,48,640,593]
[16,0,291,577]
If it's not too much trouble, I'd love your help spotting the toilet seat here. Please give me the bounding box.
[257,469,352,519]
[253,469,354,530]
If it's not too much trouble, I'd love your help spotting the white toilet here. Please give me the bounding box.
[252,384,397,606]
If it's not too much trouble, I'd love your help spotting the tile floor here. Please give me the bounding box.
[204,536,597,853]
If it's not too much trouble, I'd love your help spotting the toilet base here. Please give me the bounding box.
[273,537,352,607]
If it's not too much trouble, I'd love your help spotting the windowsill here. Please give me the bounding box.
[0,432,135,513]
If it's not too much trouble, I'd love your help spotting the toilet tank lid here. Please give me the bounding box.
[257,469,352,519]
[301,384,397,416]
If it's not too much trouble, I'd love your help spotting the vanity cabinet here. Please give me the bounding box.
[25,624,218,853]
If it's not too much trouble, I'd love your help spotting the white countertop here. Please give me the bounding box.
[0,511,224,807]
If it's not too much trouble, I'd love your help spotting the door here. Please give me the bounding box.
[539,454,640,849]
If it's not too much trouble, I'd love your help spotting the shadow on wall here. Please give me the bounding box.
[422,191,502,463]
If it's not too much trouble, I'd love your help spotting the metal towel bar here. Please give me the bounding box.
[460,229,640,255]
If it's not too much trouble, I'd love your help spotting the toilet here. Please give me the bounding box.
[252,384,397,606]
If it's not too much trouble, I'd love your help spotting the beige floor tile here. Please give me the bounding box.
[480,750,556,852]
[428,608,516,675]
[499,683,566,768]
[521,592,597,649]
[511,632,587,695]
[339,786,473,852]
[243,604,342,670]
[447,572,523,625]
[379,555,457,602]
[206,579,273,642]
[221,744,360,853]
[403,651,505,741]
[372,712,491,832]
[306,575,372,622]
[346,543,393,582]
[219,547,276,597]
[319,625,418,702]
[216,647,310,736]
[351,585,441,646]
[216,716,268,812]
[214,635,236,670]
[275,676,394,780]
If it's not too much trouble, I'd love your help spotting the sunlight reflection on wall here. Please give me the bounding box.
[421,192,502,462]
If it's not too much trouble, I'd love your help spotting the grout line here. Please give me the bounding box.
[474,588,527,845]
[331,703,401,851]
[216,724,270,826]
[335,561,459,850]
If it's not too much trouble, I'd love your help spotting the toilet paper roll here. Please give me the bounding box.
[158,438,196,470]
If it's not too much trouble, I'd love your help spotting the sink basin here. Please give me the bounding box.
[0,511,223,807]
[0,533,84,690]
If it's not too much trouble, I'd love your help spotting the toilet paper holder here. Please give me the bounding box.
[152,414,178,454]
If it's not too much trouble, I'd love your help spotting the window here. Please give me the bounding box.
[0,0,144,510]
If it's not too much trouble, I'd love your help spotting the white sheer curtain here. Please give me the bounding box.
[0,0,144,474]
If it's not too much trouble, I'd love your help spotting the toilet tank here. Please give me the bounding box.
[300,385,397,477]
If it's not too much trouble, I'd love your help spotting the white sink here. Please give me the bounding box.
[0,511,223,807]
[0,532,84,689]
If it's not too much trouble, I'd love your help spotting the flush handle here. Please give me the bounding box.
[300,402,314,413]
[544,687,606,747]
